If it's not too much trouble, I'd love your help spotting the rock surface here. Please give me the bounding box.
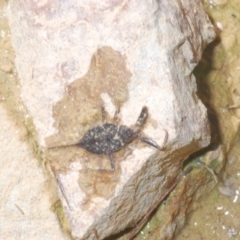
[6,0,216,239]
[0,2,68,240]
[0,104,69,240]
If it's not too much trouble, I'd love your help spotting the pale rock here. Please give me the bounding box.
[7,0,216,239]
[0,105,68,240]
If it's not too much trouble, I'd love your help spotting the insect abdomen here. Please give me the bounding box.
[77,124,134,154]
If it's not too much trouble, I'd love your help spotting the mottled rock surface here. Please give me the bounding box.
[0,2,68,239]
[6,0,216,239]
[0,105,69,240]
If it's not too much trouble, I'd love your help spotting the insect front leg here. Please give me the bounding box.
[133,106,148,133]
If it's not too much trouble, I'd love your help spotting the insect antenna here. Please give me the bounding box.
[48,142,79,149]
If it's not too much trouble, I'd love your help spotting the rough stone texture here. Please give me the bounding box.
[0,2,68,239]
[0,105,69,240]
[6,0,216,239]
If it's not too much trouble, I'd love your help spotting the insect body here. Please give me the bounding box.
[50,106,166,170]
[77,124,134,154]
[77,106,166,170]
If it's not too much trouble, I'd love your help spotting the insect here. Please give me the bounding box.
[50,106,167,170]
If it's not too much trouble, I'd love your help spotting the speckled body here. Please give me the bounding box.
[77,123,135,154]
[50,106,165,170]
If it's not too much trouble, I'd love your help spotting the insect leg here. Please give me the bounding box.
[113,107,121,124]
[108,153,115,170]
[101,106,106,124]
[133,106,148,133]
[56,174,72,210]
[138,129,168,150]
[138,134,161,149]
